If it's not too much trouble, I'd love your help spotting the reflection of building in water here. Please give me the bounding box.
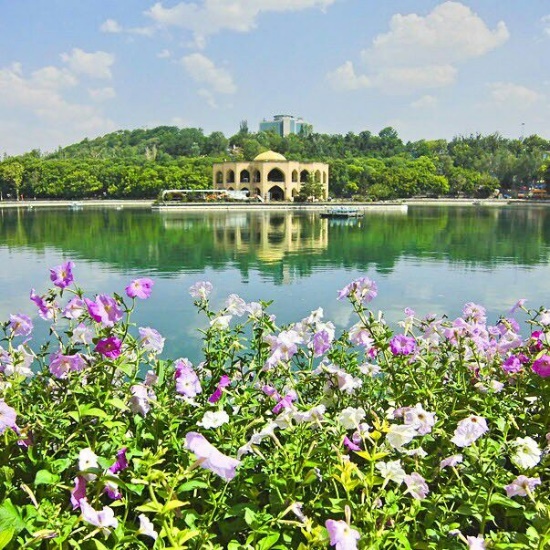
[213,212,328,264]
[212,151,329,201]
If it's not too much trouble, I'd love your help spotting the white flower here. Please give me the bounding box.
[403,403,436,435]
[197,410,230,429]
[375,460,406,485]
[440,454,463,469]
[358,363,381,376]
[451,416,488,447]
[466,535,486,549]
[225,294,247,316]
[78,448,99,480]
[210,315,232,330]
[336,407,366,430]
[404,472,429,499]
[80,499,118,533]
[386,424,418,450]
[138,514,158,540]
[510,436,541,469]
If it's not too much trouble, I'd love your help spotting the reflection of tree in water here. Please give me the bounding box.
[2,206,550,284]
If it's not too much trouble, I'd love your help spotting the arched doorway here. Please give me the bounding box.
[268,168,285,183]
[300,170,309,183]
[268,185,285,201]
[227,170,235,184]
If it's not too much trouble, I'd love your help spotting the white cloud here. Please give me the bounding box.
[145,0,336,44]
[411,95,439,109]
[157,49,171,59]
[0,62,115,154]
[326,61,371,91]
[61,48,115,79]
[198,89,218,108]
[100,19,122,33]
[489,82,544,106]
[328,1,509,93]
[181,53,236,94]
[542,15,550,37]
[89,87,116,101]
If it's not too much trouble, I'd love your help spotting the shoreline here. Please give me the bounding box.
[0,197,545,210]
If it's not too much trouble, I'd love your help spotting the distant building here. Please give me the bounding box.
[213,150,328,202]
[259,115,312,137]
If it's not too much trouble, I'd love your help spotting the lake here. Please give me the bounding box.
[1,204,549,361]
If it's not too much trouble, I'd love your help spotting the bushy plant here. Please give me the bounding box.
[0,265,549,548]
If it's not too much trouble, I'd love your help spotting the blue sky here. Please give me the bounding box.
[1,1,549,155]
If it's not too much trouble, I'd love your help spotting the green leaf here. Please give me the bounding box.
[107,397,127,410]
[244,508,257,527]
[0,499,25,534]
[489,492,522,509]
[0,530,14,550]
[257,533,280,550]
[178,480,209,492]
[34,469,60,486]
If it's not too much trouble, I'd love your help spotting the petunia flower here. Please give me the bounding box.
[466,535,486,550]
[108,448,128,475]
[0,400,18,434]
[85,295,123,327]
[325,519,361,550]
[510,436,541,469]
[185,432,241,481]
[386,423,418,450]
[208,375,231,403]
[337,276,377,305]
[439,454,463,469]
[403,403,436,435]
[63,297,87,320]
[95,336,122,359]
[451,415,488,447]
[225,293,247,316]
[129,384,154,416]
[30,289,57,320]
[126,277,154,299]
[404,472,429,500]
[78,448,99,481]
[175,359,202,398]
[50,260,74,289]
[49,351,86,378]
[336,407,366,430]
[9,313,33,337]
[197,410,230,429]
[389,334,416,356]
[138,327,165,354]
[505,475,541,497]
[138,514,158,540]
[376,460,406,486]
[80,499,118,534]
[70,476,87,510]
[189,281,213,300]
[532,355,550,378]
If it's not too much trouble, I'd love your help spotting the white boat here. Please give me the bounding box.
[320,207,363,219]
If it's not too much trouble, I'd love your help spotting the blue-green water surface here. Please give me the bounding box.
[1,205,549,361]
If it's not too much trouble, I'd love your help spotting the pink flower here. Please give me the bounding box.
[95,336,122,359]
[139,327,165,354]
[85,295,123,327]
[30,289,57,320]
[185,432,241,481]
[404,472,429,500]
[532,355,550,378]
[50,260,74,289]
[343,436,361,451]
[109,448,128,475]
[9,314,33,337]
[0,400,18,434]
[337,277,377,305]
[505,475,541,497]
[175,359,202,398]
[70,476,87,509]
[273,392,297,414]
[126,278,154,299]
[312,329,332,357]
[80,499,118,533]
[502,354,525,375]
[189,281,213,300]
[325,519,361,550]
[389,334,416,356]
[451,415,488,447]
[49,351,87,378]
[208,375,231,403]
[63,297,86,319]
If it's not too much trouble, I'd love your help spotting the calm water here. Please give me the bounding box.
[1,205,550,361]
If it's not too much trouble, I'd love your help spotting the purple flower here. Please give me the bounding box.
[129,384,151,416]
[208,375,231,403]
[95,336,122,359]
[312,329,332,357]
[439,454,463,469]
[85,295,123,327]
[404,472,430,500]
[337,277,377,305]
[502,354,525,375]
[532,355,550,378]
[70,476,87,509]
[174,359,202,398]
[343,436,361,451]
[126,278,154,300]
[9,314,33,337]
[189,281,213,300]
[273,392,297,414]
[509,298,527,315]
[389,334,416,356]
[63,297,86,319]
[462,302,486,324]
[30,289,56,320]
[109,448,128,475]
[50,261,74,289]
[80,499,118,533]
[325,519,361,550]
[505,475,541,497]
[0,400,18,434]
[49,351,86,378]
[138,327,165,354]
[185,432,241,481]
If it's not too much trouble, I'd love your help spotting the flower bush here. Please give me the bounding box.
[0,264,549,549]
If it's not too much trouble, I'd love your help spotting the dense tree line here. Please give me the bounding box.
[0,125,548,200]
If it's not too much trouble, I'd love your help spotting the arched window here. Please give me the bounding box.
[267,168,285,183]
[227,170,235,183]
[240,169,250,183]
[253,170,261,183]
[300,170,309,183]
[292,170,298,182]
[215,171,223,184]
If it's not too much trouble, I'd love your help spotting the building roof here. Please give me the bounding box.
[254,150,287,162]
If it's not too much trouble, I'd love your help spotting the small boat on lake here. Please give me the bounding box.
[320,207,363,219]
